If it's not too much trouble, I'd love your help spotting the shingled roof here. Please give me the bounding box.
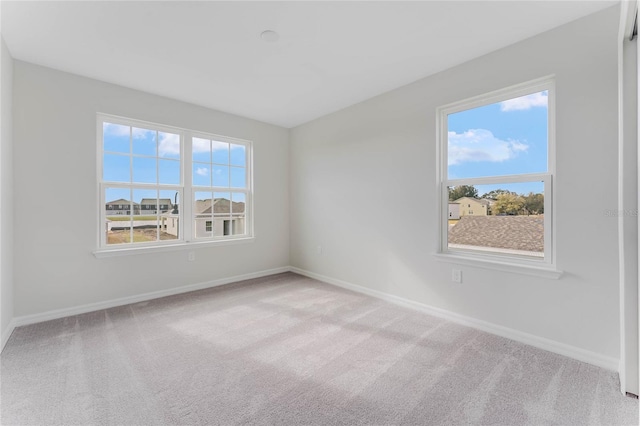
[197,198,245,214]
[448,216,543,253]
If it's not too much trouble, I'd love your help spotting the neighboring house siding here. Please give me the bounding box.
[448,203,460,219]
[453,197,488,216]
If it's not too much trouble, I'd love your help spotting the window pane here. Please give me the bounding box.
[213,165,229,187]
[230,167,246,188]
[103,154,130,182]
[132,188,158,243]
[231,193,246,235]
[212,141,229,164]
[448,90,548,179]
[132,157,157,183]
[192,137,211,163]
[447,181,544,258]
[105,187,131,245]
[159,159,180,185]
[213,192,231,215]
[193,163,211,187]
[132,128,157,156]
[103,123,130,153]
[230,144,246,167]
[214,192,231,237]
[194,191,213,238]
[160,189,179,240]
[158,132,180,159]
[134,188,157,215]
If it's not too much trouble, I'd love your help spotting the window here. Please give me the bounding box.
[438,77,554,266]
[98,114,252,251]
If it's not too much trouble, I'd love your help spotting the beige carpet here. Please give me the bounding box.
[1,272,637,425]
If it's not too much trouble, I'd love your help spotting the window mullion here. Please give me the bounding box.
[183,132,193,242]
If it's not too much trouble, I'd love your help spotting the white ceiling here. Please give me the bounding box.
[1,1,617,128]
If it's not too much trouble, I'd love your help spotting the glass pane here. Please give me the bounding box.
[230,167,246,189]
[103,123,130,153]
[133,188,157,216]
[160,189,179,240]
[103,154,130,182]
[194,191,213,239]
[212,141,229,164]
[105,187,131,245]
[230,144,246,167]
[132,157,157,183]
[447,181,544,259]
[132,188,158,243]
[213,165,229,187]
[213,192,230,215]
[447,90,548,179]
[214,192,231,237]
[132,128,157,156]
[193,163,211,187]
[159,159,180,185]
[158,190,176,215]
[231,193,246,236]
[158,132,180,158]
[192,137,211,163]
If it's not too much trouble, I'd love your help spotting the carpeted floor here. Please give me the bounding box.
[1,272,637,425]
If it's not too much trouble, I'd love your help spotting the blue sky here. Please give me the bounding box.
[448,90,547,196]
[103,124,246,205]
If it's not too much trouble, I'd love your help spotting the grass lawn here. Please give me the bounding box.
[107,229,178,244]
[107,216,158,221]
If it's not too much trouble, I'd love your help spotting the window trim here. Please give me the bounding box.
[435,76,559,274]
[95,113,254,256]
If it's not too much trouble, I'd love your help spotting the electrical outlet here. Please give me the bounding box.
[452,269,462,283]
[188,251,195,262]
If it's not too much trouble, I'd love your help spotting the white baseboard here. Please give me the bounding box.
[1,318,17,352]
[290,266,619,372]
[9,266,291,331]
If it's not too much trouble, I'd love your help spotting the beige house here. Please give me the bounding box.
[453,197,490,216]
[163,198,246,238]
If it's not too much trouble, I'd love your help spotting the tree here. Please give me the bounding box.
[523,192,544,215]
[481,189,516,200]
[493,193,525,215]
[449,185,478,201]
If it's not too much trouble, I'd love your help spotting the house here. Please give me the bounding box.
[105,198,140,216]
[1,2,638,424]
[452,197,489,216]
[139,198,172,215]
[448,202,460,220]
[164,198,246,238]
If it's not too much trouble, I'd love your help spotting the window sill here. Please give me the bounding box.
[93,237,255,258]
[433,252,563,279]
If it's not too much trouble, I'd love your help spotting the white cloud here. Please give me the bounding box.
[195,167,209,177]
[158,132,180,158]
[448,129,528,166]
[193,137,210,153]
[212,141,229,152]
[500,91,547,112]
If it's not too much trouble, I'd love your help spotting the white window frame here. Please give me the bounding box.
[436,76,560,277]
[95,113,254,257]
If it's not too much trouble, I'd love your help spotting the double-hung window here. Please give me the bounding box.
[97,114,252,252]
[438,77,555,268]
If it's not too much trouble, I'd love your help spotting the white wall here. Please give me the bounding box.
[290,7,622,362]
[12,62,289,317]
[620,33,639,394]
[1,37,14,345]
